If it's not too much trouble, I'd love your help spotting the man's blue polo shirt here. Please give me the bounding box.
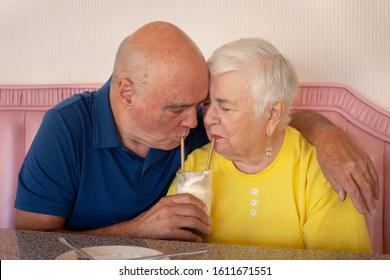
[15,79,208,230]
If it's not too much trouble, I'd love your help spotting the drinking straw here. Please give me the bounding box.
[205,138,215,171]
[181,136,185,172]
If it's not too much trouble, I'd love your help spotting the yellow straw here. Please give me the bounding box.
[181,136,185,172]
[205,138,215,171]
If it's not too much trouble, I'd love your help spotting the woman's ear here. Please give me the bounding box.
[117,78,134,106]
[266,99,285,136]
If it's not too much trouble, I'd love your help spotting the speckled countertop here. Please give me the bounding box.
[1,228,389,260]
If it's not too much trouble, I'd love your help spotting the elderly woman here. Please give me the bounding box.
[168,38,371,253]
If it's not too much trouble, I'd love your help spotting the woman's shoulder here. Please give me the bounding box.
[190,142,212,155]
[286,126,315,149]
[185,142,212,171]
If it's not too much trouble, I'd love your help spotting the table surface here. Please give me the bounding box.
[1,228,389,260]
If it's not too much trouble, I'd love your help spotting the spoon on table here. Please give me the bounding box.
[58,237,95,260]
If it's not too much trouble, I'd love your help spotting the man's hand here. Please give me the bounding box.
[290,111,379,216]
[314,126,379,216]
[126,194,212,242]
[17,194,212,241]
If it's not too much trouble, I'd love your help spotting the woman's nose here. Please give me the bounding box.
[204,104,215,126]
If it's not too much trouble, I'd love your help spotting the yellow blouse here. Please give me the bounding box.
[168,126,371,253]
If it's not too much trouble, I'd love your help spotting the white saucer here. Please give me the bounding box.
[56,245,168,260]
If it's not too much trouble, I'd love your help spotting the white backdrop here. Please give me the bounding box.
[1,0,389,110]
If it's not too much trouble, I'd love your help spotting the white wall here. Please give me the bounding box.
[1,0,389,110]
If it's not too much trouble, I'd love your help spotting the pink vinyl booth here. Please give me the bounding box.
[0,83,389,254]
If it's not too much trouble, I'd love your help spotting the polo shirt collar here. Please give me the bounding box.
[92,78,121,148]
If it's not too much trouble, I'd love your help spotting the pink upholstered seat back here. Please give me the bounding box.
[0,110,46,229]
[0,85,101,229]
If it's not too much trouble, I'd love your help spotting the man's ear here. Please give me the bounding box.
[266,99,285,136]
[117,79,134,105]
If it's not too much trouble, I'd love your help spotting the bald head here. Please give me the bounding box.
[109,22,209,155]
[130,21,202,57]
[111,21,208,94]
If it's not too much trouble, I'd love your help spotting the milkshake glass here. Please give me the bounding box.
[176,170,213,215]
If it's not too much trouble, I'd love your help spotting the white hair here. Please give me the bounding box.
[207,37,298,128]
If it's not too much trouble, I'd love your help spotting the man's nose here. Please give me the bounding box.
[181,107,198,128]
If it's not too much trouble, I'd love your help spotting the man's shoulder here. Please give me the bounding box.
[42,91,97,127]
[52,91,94,112]
[38,91,97,139]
